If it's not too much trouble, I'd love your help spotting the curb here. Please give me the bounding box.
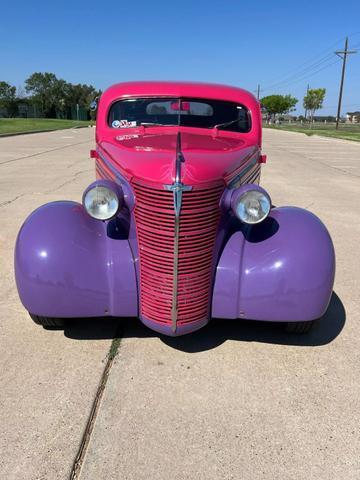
[0,125,92,138]
[264,127,360,145]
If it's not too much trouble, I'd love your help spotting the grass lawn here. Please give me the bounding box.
[0,118,92,135]
[264,123,360,142]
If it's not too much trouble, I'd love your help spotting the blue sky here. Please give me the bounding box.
[1,0,360,115]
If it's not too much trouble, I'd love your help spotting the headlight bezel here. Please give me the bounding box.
[230,185,271,225]
[82,180,123,221]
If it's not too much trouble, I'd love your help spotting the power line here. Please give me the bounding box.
[261,33,360,94]
[261,37,347,92]
[335,37,357,129]
[262,54,335,92]
[264,58,341,93]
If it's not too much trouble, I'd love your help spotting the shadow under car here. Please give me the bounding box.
[63,291,345,353]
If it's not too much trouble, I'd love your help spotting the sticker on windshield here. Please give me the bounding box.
[119,120,137,128]
[112,119,137,129]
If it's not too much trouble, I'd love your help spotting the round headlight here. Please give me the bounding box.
[233,189,271,224]
[83,185,119,220]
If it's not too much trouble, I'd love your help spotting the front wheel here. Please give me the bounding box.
[29,314,65,329]
[285,320,316,334]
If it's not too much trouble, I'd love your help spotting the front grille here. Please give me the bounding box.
[132,179,223,326]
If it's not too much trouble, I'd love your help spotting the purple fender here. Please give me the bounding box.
[15,201,138,318]
[212,207,335,322]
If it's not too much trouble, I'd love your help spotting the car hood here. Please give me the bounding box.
[99,130,259,186]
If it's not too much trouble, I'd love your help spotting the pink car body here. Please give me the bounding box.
[15,82,335,336]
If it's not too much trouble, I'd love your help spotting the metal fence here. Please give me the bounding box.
[0,103,89,120]
[266,120,360,131]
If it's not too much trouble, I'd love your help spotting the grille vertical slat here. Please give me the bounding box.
[132,179,223,326]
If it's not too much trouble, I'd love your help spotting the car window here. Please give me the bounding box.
[108,98,251,132]
[145,100,213,116]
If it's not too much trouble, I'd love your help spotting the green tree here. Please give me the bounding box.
[25,72,100,119]
[0,81,18,117]
[260,94,298,122]
[65,83,96,106]
[25,72,63,118]
[63,83,101,119]
[303,88,326,125]
[52,78,70,118]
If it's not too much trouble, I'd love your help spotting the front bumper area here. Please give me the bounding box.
[15,202,335,336]
[140,315,209,336]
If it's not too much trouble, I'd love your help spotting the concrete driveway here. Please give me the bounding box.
[0,128,118,479]
[0,128,359,479]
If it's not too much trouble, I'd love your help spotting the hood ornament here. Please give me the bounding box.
[164,132,192,215]
[164,132,192,333]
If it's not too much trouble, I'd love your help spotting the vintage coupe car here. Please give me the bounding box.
[15,81,335,336]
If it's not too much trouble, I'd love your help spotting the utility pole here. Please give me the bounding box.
[304,84,309,120]
[257,84,261,100]
[335,37,357,129]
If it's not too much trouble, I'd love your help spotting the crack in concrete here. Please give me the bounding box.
[44,170,90,193]
[0,140,93,167]
[69,332,122,480]
[0,194,26,208]
[0,170,90,208]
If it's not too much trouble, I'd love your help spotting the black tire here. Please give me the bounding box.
[29,314,65,329]
[285,320,316,334]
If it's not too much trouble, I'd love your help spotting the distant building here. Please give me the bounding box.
[346,112,360,123]
[312,115,337,123]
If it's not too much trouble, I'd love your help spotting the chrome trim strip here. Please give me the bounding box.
[171,213,180,331]
[227,156,258,189]
[97,150,124,180]
[164,132,192,333]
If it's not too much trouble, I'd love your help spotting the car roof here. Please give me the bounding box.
[101,81,257,106]
[96,82,262,148]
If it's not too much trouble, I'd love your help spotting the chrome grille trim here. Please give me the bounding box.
[132,181,223,331]
[163,133,192,333]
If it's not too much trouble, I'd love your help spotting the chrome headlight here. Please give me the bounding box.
[232,187,271,224]
[83,182,121,220]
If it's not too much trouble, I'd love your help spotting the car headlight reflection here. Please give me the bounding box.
[233,189,271,224]
[83,185,120,220]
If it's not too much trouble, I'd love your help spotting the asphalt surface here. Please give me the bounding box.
[1,128,359,479]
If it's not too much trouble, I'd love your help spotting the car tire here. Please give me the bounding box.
[285,320,316,334]
[29,314,65,329]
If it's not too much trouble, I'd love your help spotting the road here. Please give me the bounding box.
[0,128,359,479]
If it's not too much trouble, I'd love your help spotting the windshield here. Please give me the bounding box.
[108,97,251,133]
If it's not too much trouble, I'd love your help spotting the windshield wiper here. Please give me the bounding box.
[141,122,176,127]
[213,118,240,130]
